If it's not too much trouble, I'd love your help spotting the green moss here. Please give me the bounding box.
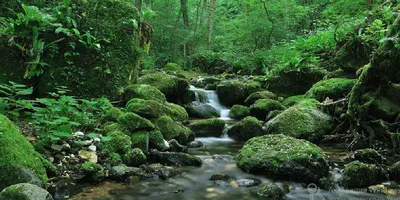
[164,103,189,122]
[122,84,166,103]
[282,95,318,107]
[250,99,285,120]
[148,130,167,150]
[108,153,122,166]
[103,107,123,122]
[306,78,357,101]
[370,96,400,121]
[122,148,147,167]
[227,116,263,141]
[126,98,165,119]
[82,162,103,176]
[244,91,277,106]
[163,63,182,72]
[0,187,29,200]
[155,116,193,144]
[236,134,329,183]
[103,123,128,135]
[389,161,400,182]
[216,80,248,107]
[353,149,385,164]
[130,131,149,153]
[229,105,250,120]
[187,118,226,137]
[245,80,262,95]
[340,161,385,188]
[256,183,284,199]
[138,72,189,103]
[0,114,48,190]
[95,97,114,110]
[101,131,132,155]
[118,112,156,132]
[265,103,332,142]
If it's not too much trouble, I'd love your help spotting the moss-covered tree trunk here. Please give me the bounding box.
[348,15,400,121]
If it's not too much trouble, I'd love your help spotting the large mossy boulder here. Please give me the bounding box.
[1,0,142,99]
[282,95,319,107]
[154,116,194,145]
[250,99,285,120]
[265,102,332,142]
[256,183,284,199]
[125,98,165,119]
[227,117,263,141]
[340,161,385,188]
[236,134,329,184]
[369,96,400,122]
[244,91,277,106]
[149,150,202,167]
[264,68,326,97]
[306,78,357,101]
[352,149,385,164]
[164,103,189,122]
[122,84,167,103]
[0,115,48,191]
[138,72,189,103]
[229,105,250,120]
[118,112,156,132]
[0,183,54,200]
[184,102,220,119]
[187,118,226,137]
[216,80,247,107]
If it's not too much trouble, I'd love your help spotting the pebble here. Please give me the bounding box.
[51,144,63,152]
[73,131,85,137]
[88,145,97,152]
[62,143,71,150]
[94,138,101,142]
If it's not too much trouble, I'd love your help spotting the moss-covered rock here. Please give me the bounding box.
[103,107,123,122]
[155,116,194,144]
[264,68,326,97]
[340,161,385,188]
[245,80,262,95]
[389,161,400,182]
[164,103,189,122]
[150,150,202,167]
[229,105,250,120]
[138,72,189,103]
[130,131,149,153]
[216,80,247,107]
[103,123,128,135]
[227,117,263,141]
[122,84,167,103]
[244,91,277,106]
[282,95,320,107]
[101,131,132,155]
[125,98,165,119]
[250,99,285,120]
[306,78,357,101]
[236,134,329,183]
[352,149,385,164]
[0,115,48,191]
[187,118,226,137]
[370,96,400,122]
[148,130,168,151]
[82,162,104,181]
[163,63,182,72]
[118,112,156,132]
[184,102,220,119]
[122,148,147,167]
[0,183,53,200]
[256,183,284,199]
[265,103,332,142]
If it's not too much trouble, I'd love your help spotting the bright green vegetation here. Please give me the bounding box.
[227,116,263,141]
[0,187,29,200]
[0,115,48,190]
[126,98,165,119]
[265,103,332,142]
[163,103,189,122]
[118,112,156,132]
[340,161,385,188]
[244,91,277,106]
[236,134,329,184]
[123,84,167,103]
[229,105,250,120]
[282,95,319,107]
[306,78,357,101]
[249,99,285,120]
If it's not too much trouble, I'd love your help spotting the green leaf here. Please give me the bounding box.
[16,87,33,95]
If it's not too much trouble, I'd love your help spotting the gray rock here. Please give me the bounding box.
[110,165,149,181]
[0,183,53,200]
[236,179,261,187]
[188,141,203,148]
[168,139,188,153]
[184,102,220,119]
[210,174,232,181]
[149,150,202,167]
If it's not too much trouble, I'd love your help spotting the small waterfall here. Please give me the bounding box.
[189,86,231,120]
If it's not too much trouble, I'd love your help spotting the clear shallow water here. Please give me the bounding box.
[189,86,231,120]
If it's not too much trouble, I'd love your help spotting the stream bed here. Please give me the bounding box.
[71,86,394,200]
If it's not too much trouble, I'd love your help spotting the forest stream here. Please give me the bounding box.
[70,87,390,200]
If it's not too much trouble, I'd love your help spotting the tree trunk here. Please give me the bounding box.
[206,0,216,50]
[135,0,142,12]
[193,0,202,51]
[181,0,190,56]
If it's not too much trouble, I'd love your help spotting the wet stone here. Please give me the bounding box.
[236,179,261,187]
[210,173,232,181]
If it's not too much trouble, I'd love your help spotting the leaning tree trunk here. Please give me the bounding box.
[346,15,400,148]
[206,0,216,50]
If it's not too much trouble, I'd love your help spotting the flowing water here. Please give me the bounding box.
[71,87,395,200]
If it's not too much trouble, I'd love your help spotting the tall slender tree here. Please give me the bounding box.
[206,0,217,50]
